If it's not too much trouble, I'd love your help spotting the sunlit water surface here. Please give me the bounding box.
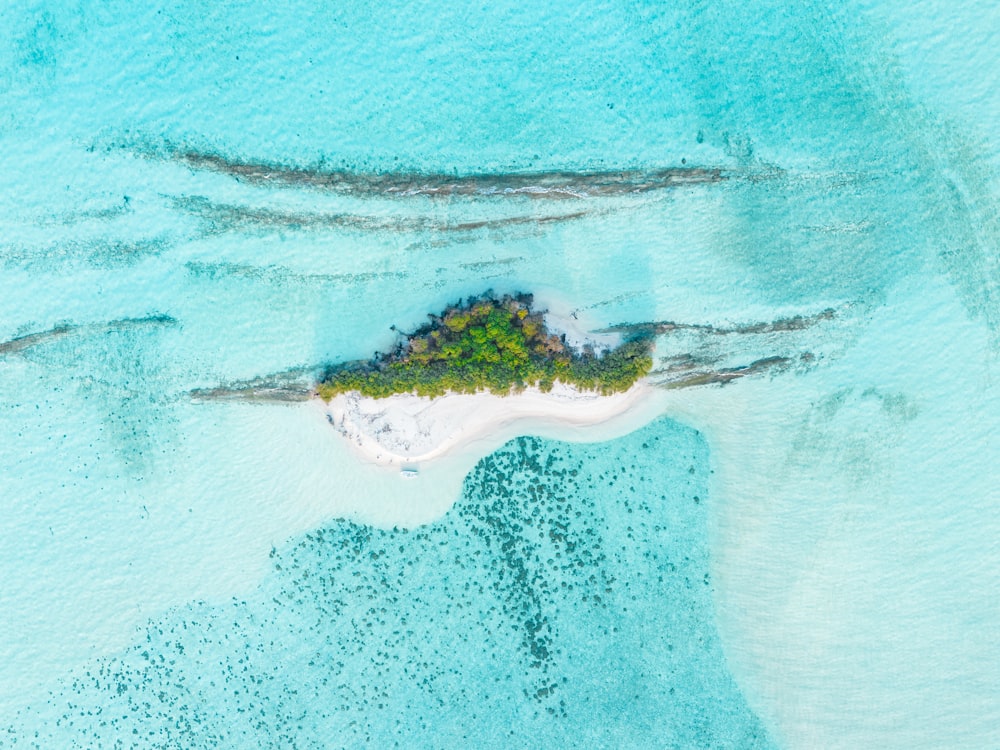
[1,0,999,747]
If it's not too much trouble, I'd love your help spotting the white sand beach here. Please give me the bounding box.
[321,380,659,468]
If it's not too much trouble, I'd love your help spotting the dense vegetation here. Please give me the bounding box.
[316,293,653,399]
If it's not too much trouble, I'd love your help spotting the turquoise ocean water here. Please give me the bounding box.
[1,1,999,747]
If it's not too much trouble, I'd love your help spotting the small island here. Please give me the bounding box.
[187,292,811,470]
[316,292,653,400]
[317,293,657,468]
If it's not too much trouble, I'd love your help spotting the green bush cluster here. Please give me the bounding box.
[316,294,652,400]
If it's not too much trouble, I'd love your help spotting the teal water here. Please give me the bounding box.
[5,423,771,748]
[2,0,1000,748]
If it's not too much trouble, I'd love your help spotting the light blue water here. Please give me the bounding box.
[1,0,999,748]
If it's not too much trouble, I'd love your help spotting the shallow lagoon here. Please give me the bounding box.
[6,422,773,748]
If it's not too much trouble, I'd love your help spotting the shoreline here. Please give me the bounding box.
[320,380,658,469]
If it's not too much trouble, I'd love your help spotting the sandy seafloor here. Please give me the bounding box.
[1,0,1000,747]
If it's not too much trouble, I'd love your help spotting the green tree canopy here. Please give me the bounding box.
[317,293,652,400]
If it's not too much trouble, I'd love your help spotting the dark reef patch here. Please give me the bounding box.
[4,420,773,749]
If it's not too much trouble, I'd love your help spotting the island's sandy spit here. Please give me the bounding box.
[320,380,660,469]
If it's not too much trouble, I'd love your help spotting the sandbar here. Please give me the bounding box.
[321,380,658,468]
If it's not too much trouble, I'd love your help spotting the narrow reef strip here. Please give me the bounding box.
[135,141,726,198]
[598,308,836,337]
[0,315,177,356]
[189,366,319,403]
[652,355,797,389]
[171,196,591,235]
